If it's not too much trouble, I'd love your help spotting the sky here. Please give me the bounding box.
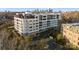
[0,8,79,12]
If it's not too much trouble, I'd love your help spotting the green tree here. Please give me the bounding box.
[56,33,64,45]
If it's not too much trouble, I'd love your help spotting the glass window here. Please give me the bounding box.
[17,19,18,21]
[39,15,42,20]
[43,16,46,17]
[36,20,38,21]
[36,23,38,24]
[47,15,53,19]
[78,37,79,40]
[33,20,35,22]
[33,23,35,25]
[36,25,38,27]
[57,15,59,19]
[36,16,38,18]
[43,19,46,20]
[29,20,32,22]
[36,28,38,30]
[33,29,35,30]
[29,26,32,28]
[78,42,79,45]
[52,15,56,19]
[30,30,32,31]
[30,24,32,25]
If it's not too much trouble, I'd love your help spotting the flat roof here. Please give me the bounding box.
[62,23,79,34]
[14,12,61,19]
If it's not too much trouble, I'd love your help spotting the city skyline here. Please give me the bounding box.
[0,8,79,12]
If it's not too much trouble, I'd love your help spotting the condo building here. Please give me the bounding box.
[14,12,61,35]
[62,23,79,48]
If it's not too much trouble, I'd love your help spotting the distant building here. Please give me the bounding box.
[62,23,79,48]
[14,12,62,35]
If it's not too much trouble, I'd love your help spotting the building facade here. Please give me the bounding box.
[14,12,61,35]
[62,23,79,48]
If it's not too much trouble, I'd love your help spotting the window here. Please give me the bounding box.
[17,19,18,21]
[33,23,35,25]
[52,15,56,19]
[36,25,38,27]
[39,22,42,23]
[39,24,42,26]
[36,20,38,21]
[43,19,46,20]
[39,15,42,20]
[57,15,59,19]
[29,20,32,22]
[36,16,38,18]
[29,26,32,28]
[43,16,46,17]
[78,42,79,45]
[78,37,79,40]
[30,30,32,31]
[17,22,19,24]
[30,24,32,26]
[33,29,35,30]
[1,46,3,49]
[26,29,27,31]
[47,15,54,19]
[36,23,38,24]
[33,20,35,22]
[17,19,22,22]
[64,30,66,33]
[36,28,38,30]
[39,26,42,28]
